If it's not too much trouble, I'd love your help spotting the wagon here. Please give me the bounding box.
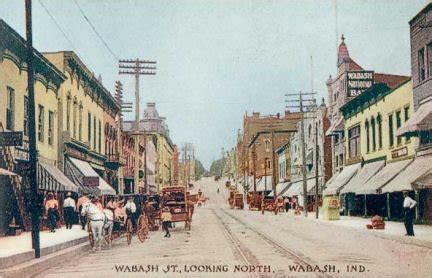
[261,195,278,215]
[234,193,244,209]
[143,195,161,231]
[161,186,192,230]
[248,192,263,211]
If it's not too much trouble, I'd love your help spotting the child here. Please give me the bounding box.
[161,207,172,238]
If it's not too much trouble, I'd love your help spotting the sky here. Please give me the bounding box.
[0,0,429,169]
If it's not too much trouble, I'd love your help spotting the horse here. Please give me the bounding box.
[81,203,114,250]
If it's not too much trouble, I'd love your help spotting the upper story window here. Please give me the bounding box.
[404,106,410,122]
[72,97,78,138]
[48,111,54,145]
[78,103,83,141]
[419,48,426,82]
[377,114,383,149]
[388,114,394,147]
[264,140,270,152]
[348,125,360,159]
[396,111,402,145]
[371,117,376,151]
[428,43,432,77]
[66,92,71,132]
[88,112,92,144]
[365,120,370,153]
[24,96,29,136]
[6,86,15,131]
[38,105,44,142]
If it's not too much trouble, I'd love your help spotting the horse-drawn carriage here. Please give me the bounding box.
[234,193,244,209]
[247,192,263,211]
[143,195,161,231]
[161,186,193,230]
[261,195,278,215]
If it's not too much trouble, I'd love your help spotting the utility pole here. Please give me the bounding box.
[315,121,319,219]
[252,144,257,193]
[25,0,40,259]
[119,59,156,193]
[286,91,316,217]
[270,129,277,197]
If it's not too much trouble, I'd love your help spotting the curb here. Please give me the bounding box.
[0,241,90,278]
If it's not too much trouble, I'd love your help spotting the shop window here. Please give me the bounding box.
[48,111,54,145]
[396,111,402,145]
[388,114,394,147]
[377,114,383,149]
[419,48,426,82]
[348,125,361,158]
[38,105,44,142]
[6,86,14,130]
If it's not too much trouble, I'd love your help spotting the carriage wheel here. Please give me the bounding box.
[274,207,278,215]
[87,222,95,248]
[137,215,149,243]
[126,219,133,245]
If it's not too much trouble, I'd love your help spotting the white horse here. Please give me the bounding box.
[81,203,114,250]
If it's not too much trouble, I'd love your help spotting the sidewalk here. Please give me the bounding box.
[286,209,432,245]
[0,225,87,269]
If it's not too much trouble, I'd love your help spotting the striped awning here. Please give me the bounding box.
[37,162,79,192]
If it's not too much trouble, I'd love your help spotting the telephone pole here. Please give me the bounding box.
[286,91,316,217]
[119,59,156,194]
[25,0,40,258]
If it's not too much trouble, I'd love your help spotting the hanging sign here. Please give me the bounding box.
[0,131,23,146]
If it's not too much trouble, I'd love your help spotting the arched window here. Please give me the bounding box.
[365,120,370,153]
[308,124,312,139]
[377,114,383,149]
[78,102,83,141]
[371,117,376,151]
[72,97,78,138]
[265,140,270,152]
[66,92,71,132]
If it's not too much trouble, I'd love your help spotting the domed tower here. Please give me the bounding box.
[337,34,350,75]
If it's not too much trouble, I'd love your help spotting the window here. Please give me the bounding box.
[48,111,54,145]
[6,87,14,130]
[396,111,402,145]
[38,105,44,142]
[404,106,410,122]
[377,114,383,149]
[24,96,29,136]
[428,43,432,77]
[98,120,102,153]
[419,48,426,82]
[88,112,92,143]
[93,116,97,149]
[266,159,271,169]
[348,125,361,158]
[371,117,376,151]
[365,120,370,153]
[78,103,83,141]
[308,124,312,139]
[72,97,77,138]
[264,140,270,152]
[389,114,394,147]
[339,154,343,166]
[335,155,339,167]
[66,93,71,131]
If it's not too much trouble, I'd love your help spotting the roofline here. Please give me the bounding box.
[409,2,432,25]
[247,130,294,148]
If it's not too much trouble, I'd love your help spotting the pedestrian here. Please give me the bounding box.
[63,192,76,229]
[77,193,90,230]
[45,192,59,233]
[284,197,290,213]
[161,207,172,238]
[125,196,137,229]
[403,191,417,236]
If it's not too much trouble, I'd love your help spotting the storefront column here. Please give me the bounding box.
[415,190,420,221]
[386,193,391,219]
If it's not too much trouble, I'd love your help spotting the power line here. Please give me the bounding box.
[37,0,78,52]
[72,0,119,60]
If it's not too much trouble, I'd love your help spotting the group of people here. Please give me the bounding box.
[282,196,304,215]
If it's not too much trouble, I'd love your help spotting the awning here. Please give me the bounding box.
[397,100,432,135]
[66,157,116,195]
[323,163,361,196]
[0,168,17,176]
[381,155,432,193]
[340,160,385,194]
[268,181,290,197]
[412,170,432,190]
[38,162,79,192]
[326,117,344,136]
[356,159,413,195]
[248,176,272,192]
[283,178,316,197]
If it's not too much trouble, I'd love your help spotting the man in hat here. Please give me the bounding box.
[403,191,417,236]
[77,193,90,230]
[124,196,137,228]
[63,192,76,229]
[45,192,59,232]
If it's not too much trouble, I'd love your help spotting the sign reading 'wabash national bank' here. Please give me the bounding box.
[346,71,374,97]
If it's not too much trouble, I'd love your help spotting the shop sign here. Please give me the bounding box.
[391,146,408,159]
[346,71,374,97]
[83,176,99,187]
[15,140,29,161]
[0,131,23,146]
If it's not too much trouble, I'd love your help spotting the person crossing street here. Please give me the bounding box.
[161,207,172,238]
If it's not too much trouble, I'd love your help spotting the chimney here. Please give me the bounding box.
[276,113,280,119]
[252,112,260,118]
[284,110,291,118]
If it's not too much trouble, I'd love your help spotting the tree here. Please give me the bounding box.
[194,159,207,180]
[209,157,227,177]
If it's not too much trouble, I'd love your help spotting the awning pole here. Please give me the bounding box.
[364,195,367,217]
[386,193,391,219]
